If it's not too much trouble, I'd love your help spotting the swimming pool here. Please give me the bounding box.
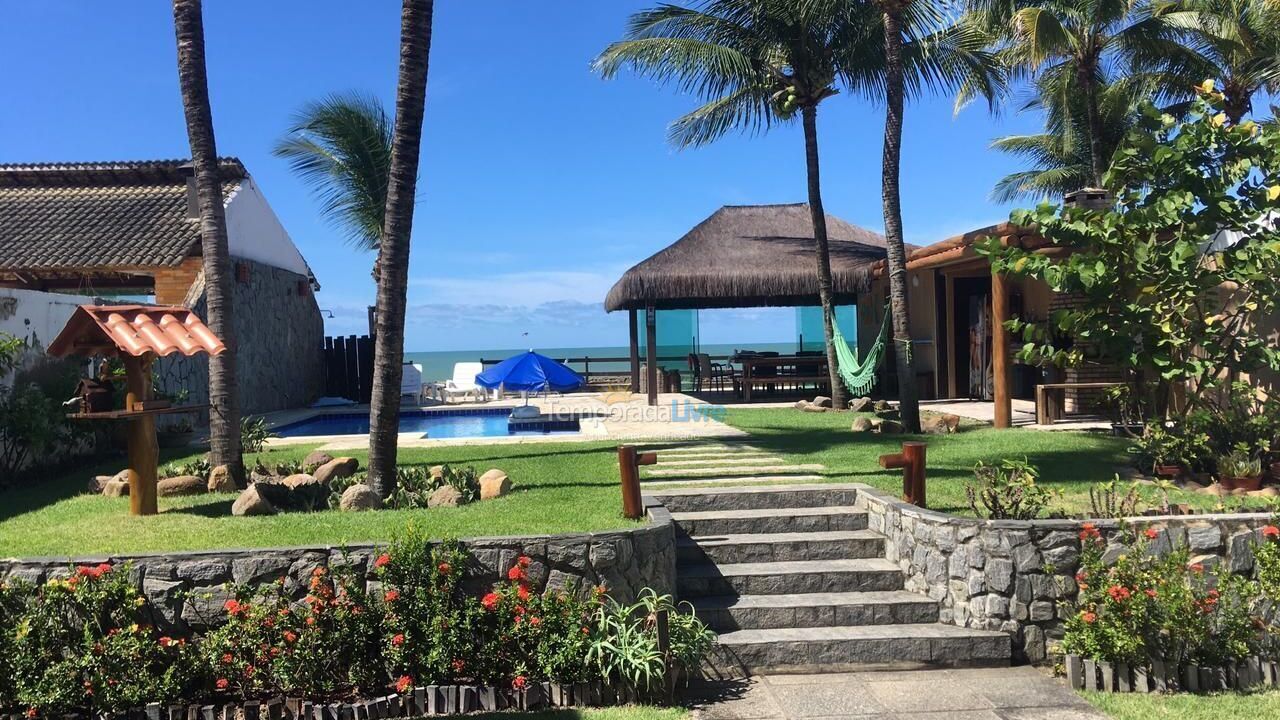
[274,408,580,439]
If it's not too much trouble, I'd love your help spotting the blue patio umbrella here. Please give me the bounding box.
[475,350,583,394]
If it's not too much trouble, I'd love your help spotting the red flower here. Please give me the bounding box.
[221,653,234,665]
[530,616,542,627]
[223,599,244,616]
[158,636,173,647]
[437,562,451,575]
[384,590,400,603]
[25,709,37,719]
[395,675,413,694]
[581,626,590,635]
[215,678,229,691]
[306,616,317,626]
[517,585,531,602]
[283,631,298,644]
[243,665,256,678]
[1079,523,1100,541]
[507,565,525,582]
[517,556,531,568]
[312,566,327,577]
[1263,525,1280,540]
[512,676,528,690]
[1081,611,1097,624]
[1144,528,1159,540]
[593,584,608,597]
[482,592,500,611]
[1107,585,1132,602]
[392,633,405,647]
[1189,562,1205,574]
[374,553,391,568]
[452,658,466,673]
[1145,589,1158,598]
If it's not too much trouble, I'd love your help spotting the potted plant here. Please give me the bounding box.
[1217,449,1263,492]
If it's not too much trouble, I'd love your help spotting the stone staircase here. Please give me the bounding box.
[636,441,826,487]
[650,483,1011,675]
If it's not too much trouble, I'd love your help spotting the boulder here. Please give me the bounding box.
[851,417,874,433]
[339,483,382,512]
[208,465,238,493]
[793,400,811,410]
[249,467,275,485]
[877,420,905,434]
[281,474,328,511]
[231,485,276,516]
[848,397,874,413]
[811,396,833,409]
[302,451,335,473]
[1197,483,1228,497]
[88,475,115,494]
[428,485,464,508]
[874,407,901,421]
[921,413,961,435]
[282,473,322,490]
[1178,478,1206,492]
[872,399,892,413]
[102,478,130,497]
[157,475,206,497]
[314,457,360,485]
[479,469,511,500]
[1248,487,1280,498]
[250,480,295,508]
[801,403,829,413]
[429,465,445,480]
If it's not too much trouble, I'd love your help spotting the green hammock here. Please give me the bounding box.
[830,305,891,396]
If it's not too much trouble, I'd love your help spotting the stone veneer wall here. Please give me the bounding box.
[154,257,324,416]
[855,485,1275,664]
[0,502,675,633]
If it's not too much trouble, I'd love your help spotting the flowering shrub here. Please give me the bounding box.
[0,579,28,709]
[966,459,1058,520]
[10,564,198,715]
[1062,522,1276,667]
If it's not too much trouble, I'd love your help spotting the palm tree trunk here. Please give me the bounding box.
[801,105,847,410]
[881,6,920,433]
[173,0,244,485]
[1080,63,1106,186]
[367,0,434,497]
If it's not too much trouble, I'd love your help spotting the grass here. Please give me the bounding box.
[0,407,1250,557]
[1083,689,1280,719]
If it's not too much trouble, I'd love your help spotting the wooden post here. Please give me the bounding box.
[645,306,658,406]
[992,260,1012,429]
[122,354,159,516]
[618,445,656,519]
[945,273,957,398]
[879,441,927,508]
[628,310,640,393]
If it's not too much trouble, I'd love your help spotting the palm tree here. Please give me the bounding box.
[595,0,873,410]
[1160,0,1280,122]
[172,0,243,485]
[274,93,393,280]
[366,0,435,498]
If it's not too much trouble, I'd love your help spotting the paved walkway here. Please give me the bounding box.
[687,667,1104,720]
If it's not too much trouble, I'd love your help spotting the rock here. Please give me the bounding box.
[874,407,901,421]
[282,473,322,490]
[339,483,382,512]
[302,451,334,472]
[428,485,464,508]
[1178,478,1205,491]
[249,467,275,485]
[877,420,905,434]
[429,465,444,480]
[801,403,829,413]
[1248,487,1279,497]
[479,469,511,500]
[873,399,892,413]
[848,397,874,413]
[1231,487,1249,497]
[251,480,295,508]
[794,400,810,410]
[208,465,237,493]
[812,396,833,409]
[314,457,359,485]
[231,485,276,516]
[1197,483,1227,496]
[851,417,874,433]
[157,475,206,497]
[102,478,130,497]
[921,413,961,435]
[88,475,115,494]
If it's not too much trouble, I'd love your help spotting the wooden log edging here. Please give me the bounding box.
[5,681,631,720]
[1065,654,1280,693]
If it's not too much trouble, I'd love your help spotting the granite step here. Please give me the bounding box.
[655,456,786,467]
[692,591,940,631]
[677,558,902,597]
[641,474,826,488]
[644,464,825,478]
[707,623,1011,675]
[629,442,761,454]
[649,450,773,461]
[676,530,885,564]
[652,484,861,513]
[669,506,867,536]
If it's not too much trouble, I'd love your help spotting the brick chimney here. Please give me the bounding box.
[1063,187,1112,211]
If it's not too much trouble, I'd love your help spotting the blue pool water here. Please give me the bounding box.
[275,408,580,439]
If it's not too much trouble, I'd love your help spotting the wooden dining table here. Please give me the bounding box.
[736,354,830,401]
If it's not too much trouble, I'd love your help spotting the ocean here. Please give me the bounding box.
[405,342,798,382]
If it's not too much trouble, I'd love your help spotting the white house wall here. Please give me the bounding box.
[224,177,313,279]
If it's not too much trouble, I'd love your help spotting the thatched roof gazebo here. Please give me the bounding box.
[605,204,888,403]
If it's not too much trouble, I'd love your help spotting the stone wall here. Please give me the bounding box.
[155,257,325,416]
[0,501,675,633]
[855,485,1275,664]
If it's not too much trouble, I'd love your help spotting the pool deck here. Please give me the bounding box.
[261,392,749,451]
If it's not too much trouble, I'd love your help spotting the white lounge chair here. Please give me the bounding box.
[401,362,424,403]
[441,361,484,403]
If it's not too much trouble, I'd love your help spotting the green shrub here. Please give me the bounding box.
[160,457,212,481]
[0,578,28,709]
[966,459,1057,520]
[588,589,715,699]
[239,417,276,453]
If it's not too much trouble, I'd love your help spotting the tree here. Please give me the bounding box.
[172,0,243,484]
[366,0,435,498]
[1160,0,1280,122]
[274,93,393,280]
[595,0,998,415]
[979,88,1280,418]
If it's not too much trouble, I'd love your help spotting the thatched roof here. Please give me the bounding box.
[605,204,887,311]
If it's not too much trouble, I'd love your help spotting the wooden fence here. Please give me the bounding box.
[323,335,374,403]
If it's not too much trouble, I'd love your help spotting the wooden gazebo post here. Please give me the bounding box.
[121,354,160,515]
[991,236,1013,429]
[628,309,640,393]
[645,305,658,406]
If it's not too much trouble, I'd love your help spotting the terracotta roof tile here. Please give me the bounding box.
[47,304,226,358]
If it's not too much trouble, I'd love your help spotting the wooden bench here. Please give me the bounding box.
[1035,382,1123,425]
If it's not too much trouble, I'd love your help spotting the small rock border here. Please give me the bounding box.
[3,681,632,720]
[1065,653,1280,693]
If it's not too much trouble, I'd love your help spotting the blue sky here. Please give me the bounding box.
[0,1,1042,352]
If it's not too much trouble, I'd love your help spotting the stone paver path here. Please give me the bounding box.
[687,667,1104,720]
[636,441,827,487]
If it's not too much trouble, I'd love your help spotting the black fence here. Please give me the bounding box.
[323,335,374,403]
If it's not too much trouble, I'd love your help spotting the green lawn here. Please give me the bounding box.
[0,406,1241,557]
[1084,689,1280,719]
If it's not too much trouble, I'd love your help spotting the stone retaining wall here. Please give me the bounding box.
[854,486,1275,664]
[0,501,675,632]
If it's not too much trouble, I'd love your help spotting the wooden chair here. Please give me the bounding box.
[696,353,737,393]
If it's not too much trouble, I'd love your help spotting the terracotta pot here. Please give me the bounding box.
[1222,475,1263,492]
[1220,475,1239,491]
[1154,464,1183,479]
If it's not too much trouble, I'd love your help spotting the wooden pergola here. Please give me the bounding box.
[48,305,223,515]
